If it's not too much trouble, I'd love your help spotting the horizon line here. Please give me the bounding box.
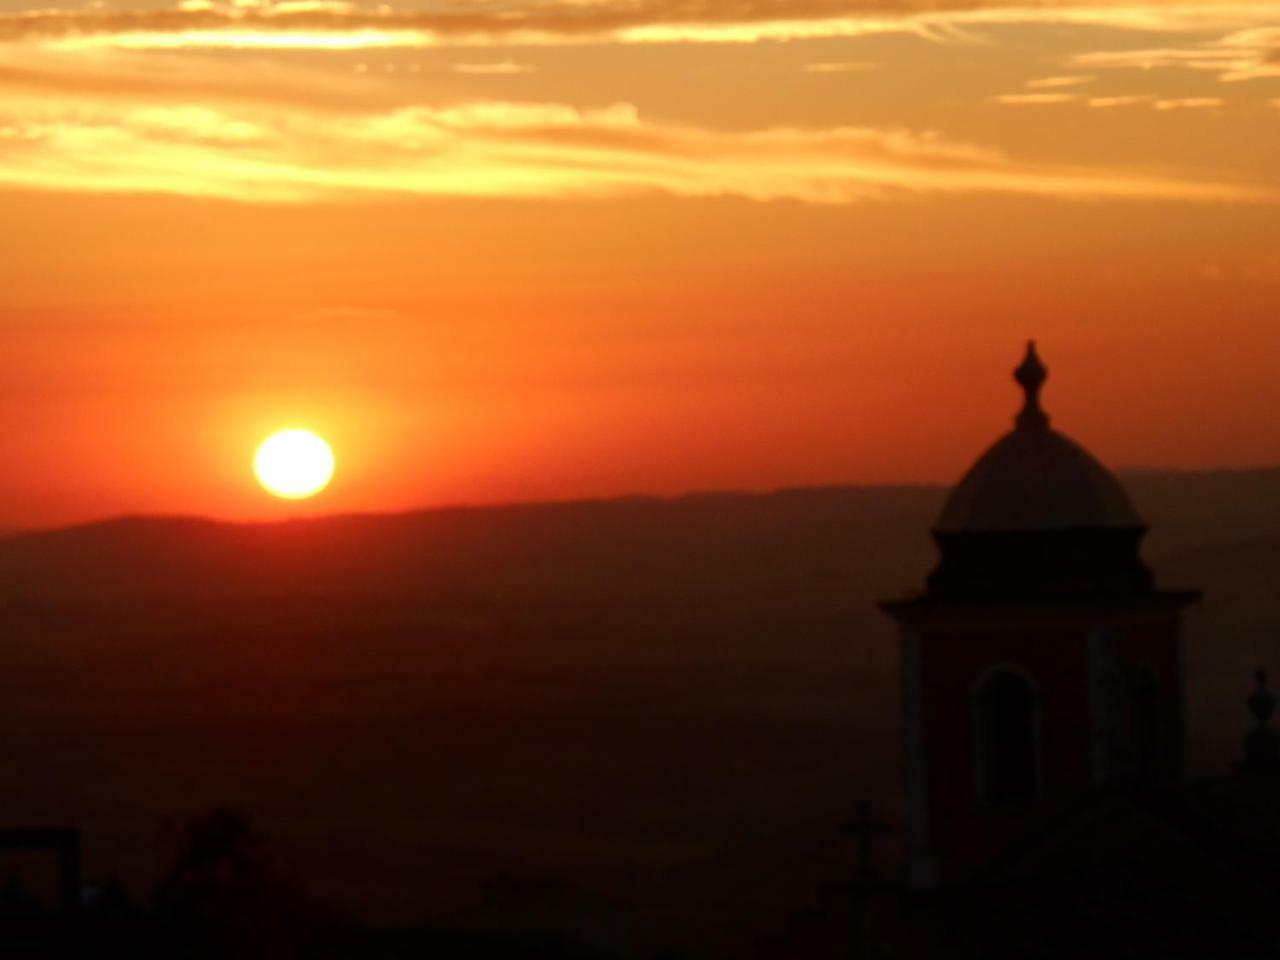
[5,461,1280,540]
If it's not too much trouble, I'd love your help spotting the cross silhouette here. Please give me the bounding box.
[844,800,891,884]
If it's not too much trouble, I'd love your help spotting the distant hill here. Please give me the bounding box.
[0,486,942,606]
[5,465,1279,597]
[0,470,1278,726]
[0,469,1278,950]
[1123,466,1280,558]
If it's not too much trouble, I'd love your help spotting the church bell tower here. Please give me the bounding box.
[880,343,1199,888]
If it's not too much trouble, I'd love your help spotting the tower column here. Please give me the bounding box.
[879,343,1198,884]
[899,627,938,888]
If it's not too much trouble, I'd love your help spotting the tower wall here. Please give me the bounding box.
[896,606,1186,884]
[881,344,1197,887]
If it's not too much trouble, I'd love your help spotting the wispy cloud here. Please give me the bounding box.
[1,2,1277,52]
[0,47,396,110]
[1084,93,1227,108]
[1154,95,1225,108]
[1006,90,1231,109]
[1071,25,1280,80]
[0,91,1262,205]
[0,2,1269,208]
[993,92,1078,104]
[1026,74,1095,88]
[1072,47,1246,73]
[453,60,536,74]
[1087,94,1155,106]
[801,61,879,73]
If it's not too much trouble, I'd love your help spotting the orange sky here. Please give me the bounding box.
[1,0,1278,527]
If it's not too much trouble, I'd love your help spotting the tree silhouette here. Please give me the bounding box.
[156,807,311,958]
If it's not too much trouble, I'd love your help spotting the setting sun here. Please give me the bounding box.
[254,429,334,500]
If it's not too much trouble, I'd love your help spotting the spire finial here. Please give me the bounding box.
[1014,340,1049,430]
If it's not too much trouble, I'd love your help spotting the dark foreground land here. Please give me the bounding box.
[0,468,1278,956]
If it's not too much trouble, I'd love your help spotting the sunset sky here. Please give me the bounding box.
[2,0,1278,527]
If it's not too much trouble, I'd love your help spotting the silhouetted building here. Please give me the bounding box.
[880,343,1199,888]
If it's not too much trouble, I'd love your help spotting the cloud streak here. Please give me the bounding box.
[0,2,1269,207]
[453,60,536,74]
[801,61,879,73]
[0,92,1263,205]
[994,92,1077,103]
[1026,74,1094,87]
[1071,25,1280,80]
[0,1,1276,52]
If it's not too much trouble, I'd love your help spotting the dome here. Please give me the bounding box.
[935,342,1142,534]
[937,429,1142,532]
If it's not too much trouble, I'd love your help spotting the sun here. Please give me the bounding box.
[254,429,335,500]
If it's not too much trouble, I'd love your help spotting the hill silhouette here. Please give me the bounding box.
[0,469,1277,955]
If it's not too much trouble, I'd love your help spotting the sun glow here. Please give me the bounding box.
[254,429,334,499]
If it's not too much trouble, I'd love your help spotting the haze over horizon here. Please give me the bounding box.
[0,461,1277,539]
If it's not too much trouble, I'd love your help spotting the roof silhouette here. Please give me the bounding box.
[937,341,1143,533]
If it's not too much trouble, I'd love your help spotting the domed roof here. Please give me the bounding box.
[936,343,1142,533]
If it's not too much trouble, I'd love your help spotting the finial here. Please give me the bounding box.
[1014,340,1049,430]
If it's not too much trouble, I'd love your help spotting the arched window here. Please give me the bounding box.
[975,668,1040,804]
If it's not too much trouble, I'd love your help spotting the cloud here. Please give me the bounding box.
[993,92,1078,104]
[0,2,1276,52]
[453,61,536,74]
[1087,94,1154,106]
[0,91,1263,205]
[1025,74,1095,88]
[1083,93,1227,108]
[1153,95,1225,107]
[1072,47,1246,73]
[801,61,879,73]
[0,2,1268,209]
[0,48,397,110]
[1071,25,1280,81]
